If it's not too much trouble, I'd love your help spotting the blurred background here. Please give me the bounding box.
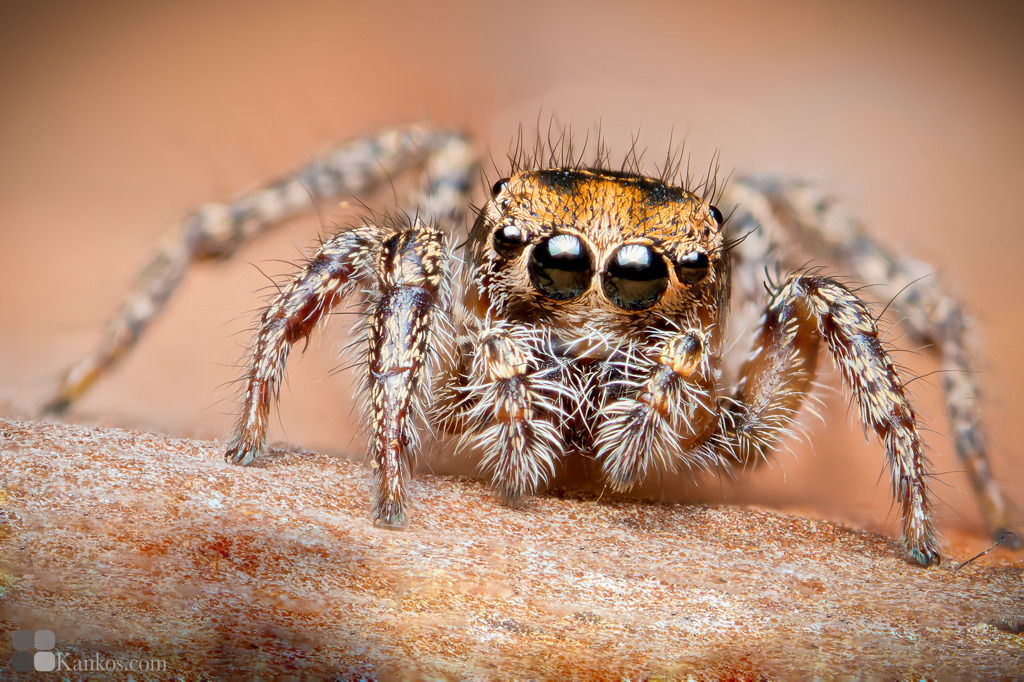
[1,0,1021,551]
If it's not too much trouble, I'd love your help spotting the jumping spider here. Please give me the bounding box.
[45,124,1016,566]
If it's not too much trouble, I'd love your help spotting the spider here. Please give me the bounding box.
[44,124,1015,567]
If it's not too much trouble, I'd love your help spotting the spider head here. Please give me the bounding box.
[468,168,730,341]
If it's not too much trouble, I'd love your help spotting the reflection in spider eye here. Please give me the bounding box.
[603,244,669,311]
[492,224,528,259]
[675,250,710,285]
[529,234,593,301]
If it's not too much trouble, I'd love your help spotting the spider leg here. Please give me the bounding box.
[458,324,564,505]
[595,330,720,492]
[722,274,940,566]
[365,224,451,527]
[726,177,1015,546]
[224,224,383,467]
[43,125,466,414]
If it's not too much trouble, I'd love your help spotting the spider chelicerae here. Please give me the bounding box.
[45,124,1015,566]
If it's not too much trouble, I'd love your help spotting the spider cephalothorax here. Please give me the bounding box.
[46,125,1017,567]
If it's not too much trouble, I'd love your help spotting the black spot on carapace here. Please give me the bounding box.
[532,169,692,208]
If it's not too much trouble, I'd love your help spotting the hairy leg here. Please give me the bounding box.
[721,274,940,566]
[724,177,1013,545]
[224,225,382,465]
[44,126,468,414]
[365,226,451,526]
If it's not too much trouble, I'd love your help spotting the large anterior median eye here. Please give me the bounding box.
[602,244,669,311]
[529,234,593,300]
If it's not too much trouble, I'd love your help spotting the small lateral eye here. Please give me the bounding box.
[491,177,510,197]
[708,205,724,227]
[529,234,594,301]
[675,250,710,285]
[492,223,529,259]
[602,244,669,311]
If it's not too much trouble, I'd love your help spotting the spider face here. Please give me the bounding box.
[469,169,728,345]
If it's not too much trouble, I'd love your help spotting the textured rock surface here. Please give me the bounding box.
[1,417,1021,679]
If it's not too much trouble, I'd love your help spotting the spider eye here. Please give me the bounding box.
[602,244,669,311]
[708,204,723,227]
[491,177,509,197]
[529,234,593,301]
[675,250,710,285]
[492,224,529,259]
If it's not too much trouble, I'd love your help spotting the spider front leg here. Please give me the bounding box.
[366,227,449,526]
[595,330,721,491]
[724,274,940,566]
[225,218,449,528]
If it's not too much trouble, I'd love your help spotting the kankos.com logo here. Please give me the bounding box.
[9,629,55,672]
[9,629,167,674]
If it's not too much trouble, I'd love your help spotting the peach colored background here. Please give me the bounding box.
[2,1,1021,547]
